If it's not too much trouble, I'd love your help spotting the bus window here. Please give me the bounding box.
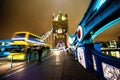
[15,33,25,38]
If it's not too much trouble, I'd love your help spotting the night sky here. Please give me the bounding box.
[0,0,120,42]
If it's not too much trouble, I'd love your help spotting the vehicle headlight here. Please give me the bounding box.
[19,55,25,59]
[8,55,12,58]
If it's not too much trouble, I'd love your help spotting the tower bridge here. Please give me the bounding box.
[0,0,120,80]
[68,0,120,79]
[31,1,120,79]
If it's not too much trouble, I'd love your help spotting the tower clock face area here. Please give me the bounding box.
[58,28,62,33]
[54,28,66,41]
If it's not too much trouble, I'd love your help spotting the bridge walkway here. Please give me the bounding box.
[1,50,99,80]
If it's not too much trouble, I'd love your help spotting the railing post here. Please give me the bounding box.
[27,53,30,63]
[10,55,14,69]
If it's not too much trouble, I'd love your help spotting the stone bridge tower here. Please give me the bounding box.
[52,12,68,48]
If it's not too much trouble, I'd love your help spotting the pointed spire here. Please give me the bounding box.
[52,13,55,19]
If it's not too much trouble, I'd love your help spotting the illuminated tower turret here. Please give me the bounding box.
[52,11,68,47]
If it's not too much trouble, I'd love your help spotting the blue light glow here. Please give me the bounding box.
[27,39,43,44]
[91,18,120,40]
[12,38,44,44]
[12,38,26,41]
[94,0,106,10]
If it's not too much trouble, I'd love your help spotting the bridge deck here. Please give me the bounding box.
[0,51,99,80]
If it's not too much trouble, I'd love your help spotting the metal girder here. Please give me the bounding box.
[79,0,120,43]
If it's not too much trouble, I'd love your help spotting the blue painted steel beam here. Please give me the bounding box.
[79,0,120,43]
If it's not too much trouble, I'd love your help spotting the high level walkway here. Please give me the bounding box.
[0,51,99,80]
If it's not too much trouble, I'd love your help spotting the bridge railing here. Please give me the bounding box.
[76,43,120,80]
[0,55,25,75]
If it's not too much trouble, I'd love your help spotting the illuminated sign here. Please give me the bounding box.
[77,47,86,68]
[92,55,97,70]
[77,25,83,42]
[102,62,120,80]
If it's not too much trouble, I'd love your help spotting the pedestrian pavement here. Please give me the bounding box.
[0,50,100,80]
